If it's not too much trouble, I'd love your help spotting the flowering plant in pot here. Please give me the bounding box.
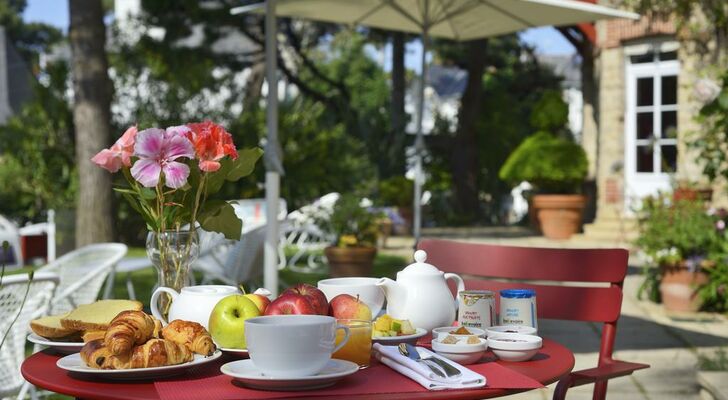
[92,122,262,315]
[498,91,588,239]
[317,194,381,278]
[635,194,726,312]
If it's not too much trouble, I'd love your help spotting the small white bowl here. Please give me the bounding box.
[486,325,537,337]
[487,334,542,362]
[431,337,487,365]
[432,326,486,341]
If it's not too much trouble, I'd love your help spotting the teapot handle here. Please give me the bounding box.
[150,287,180,325]
[444,273,465,309]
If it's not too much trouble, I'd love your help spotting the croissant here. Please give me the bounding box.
[162,319,216,356]
[82,330,106,343]
[130,338,192,368]
[152,318,163,339]
[104,310,156,355]
[80,339,131,369]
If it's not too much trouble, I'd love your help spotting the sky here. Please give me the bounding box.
[22,0,576,69]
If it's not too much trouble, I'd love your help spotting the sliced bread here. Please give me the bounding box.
[60,299,143,331]
[30,313,77,339]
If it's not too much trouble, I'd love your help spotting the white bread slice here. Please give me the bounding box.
[60,299,143,331]
[30,313,77,339]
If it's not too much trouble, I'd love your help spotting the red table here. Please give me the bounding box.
[22,338,574,400]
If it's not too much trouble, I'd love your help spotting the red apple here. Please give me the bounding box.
[282,283,329,315]
[263,293,316,315]
[243,293,271,314]
[329,294,372,320]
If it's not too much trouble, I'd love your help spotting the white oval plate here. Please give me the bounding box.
[220,347,249,358]
[27,333,83,355]
[220,359,358,391]
[56,350,222,381]
[371,328,427,346]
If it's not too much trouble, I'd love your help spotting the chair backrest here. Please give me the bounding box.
[418,239,628,367]
[37,243,127,314]
[193,225,267,287]
[0,215,23,268]
[0,272,58,397]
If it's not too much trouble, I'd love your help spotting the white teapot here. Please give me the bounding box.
[150,285,240,329]
[376,250,464,332]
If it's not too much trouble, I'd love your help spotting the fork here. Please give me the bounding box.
[397,343,447,377]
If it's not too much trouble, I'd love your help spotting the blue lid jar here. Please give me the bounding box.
[500,289,536,299]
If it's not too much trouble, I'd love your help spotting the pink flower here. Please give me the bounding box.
[91,126,138,172]
[130,128,194,189]
[186,121,238,172]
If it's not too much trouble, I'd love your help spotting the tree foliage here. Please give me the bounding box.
[0,3,71,223]
[427,36,563,223]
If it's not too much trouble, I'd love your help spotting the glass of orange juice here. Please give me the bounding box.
[332,319,372,368]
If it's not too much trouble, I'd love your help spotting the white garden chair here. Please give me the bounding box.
[37,243,127,315]
[192,199,287,288]
[0,215,23,269]
[0,272,59,400]
[192,225,268,288]
[278,193,338,273]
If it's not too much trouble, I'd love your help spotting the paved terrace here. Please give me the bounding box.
[382,228,728,399]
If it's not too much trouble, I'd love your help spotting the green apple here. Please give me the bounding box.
[208,294,261,349]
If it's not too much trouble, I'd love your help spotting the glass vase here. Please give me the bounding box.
[146,229,200,318]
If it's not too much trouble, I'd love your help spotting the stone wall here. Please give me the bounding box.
[594,44,626,221]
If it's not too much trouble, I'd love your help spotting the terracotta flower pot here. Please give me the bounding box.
[325,246,377,278]
[531,194,586,240]
[659,266,709,312]
[673,187,713,202]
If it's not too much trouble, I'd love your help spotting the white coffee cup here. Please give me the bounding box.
[317,277,385,317]
[244,315,350,377]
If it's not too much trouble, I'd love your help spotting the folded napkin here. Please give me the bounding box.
[372,343,486,390]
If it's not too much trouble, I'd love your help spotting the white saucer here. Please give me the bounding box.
[220,347,249,358]
[372,328,428,346]
[27,333,83,355]
[220,359,359,391]
[57,350,222,380]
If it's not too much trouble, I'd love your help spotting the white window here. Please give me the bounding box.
[624,43,679,209]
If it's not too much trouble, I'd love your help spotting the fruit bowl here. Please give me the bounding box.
[431,337,487,365]
[487,334,542,362]
[371,328,427,346]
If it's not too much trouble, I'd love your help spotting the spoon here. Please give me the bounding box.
[397,343,448,378]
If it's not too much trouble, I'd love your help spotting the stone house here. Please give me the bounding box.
[577,11,723,245]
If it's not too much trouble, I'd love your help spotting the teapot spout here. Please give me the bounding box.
[376,277,406,314]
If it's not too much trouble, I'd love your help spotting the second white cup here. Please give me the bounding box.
[244,315,350,377]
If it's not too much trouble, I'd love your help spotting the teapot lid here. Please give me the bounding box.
[400,250,441,275]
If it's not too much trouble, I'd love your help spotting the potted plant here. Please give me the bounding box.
[635,194,725,312]
[499,91,588,240]
[319,194,381,277]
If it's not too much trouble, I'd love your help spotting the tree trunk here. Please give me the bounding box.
[243,61,266,112]
[385,31,407,178]
[69,0,114,246]
[391,32,406,140]
[451,39,487,220]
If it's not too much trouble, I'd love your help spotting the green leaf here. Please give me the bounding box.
[113,188,138,195]
[122,193,157,230]
[719,92,728,110]
[198,201,242,240]
[140,188,157,200]
[226,147,263,181]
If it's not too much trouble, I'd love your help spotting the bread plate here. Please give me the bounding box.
[27,333,84,355]
[56,350,222,380]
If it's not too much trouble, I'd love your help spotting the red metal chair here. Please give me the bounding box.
[418,239,649,400]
